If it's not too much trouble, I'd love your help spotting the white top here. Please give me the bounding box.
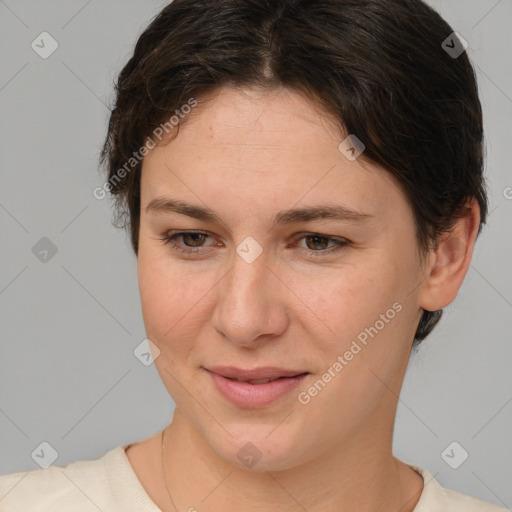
[0,444,508,511]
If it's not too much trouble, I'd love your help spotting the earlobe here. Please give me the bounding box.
[418,198,481,312]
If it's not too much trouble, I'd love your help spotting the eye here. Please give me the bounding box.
[158,231,349,257]
[292,233,349,257]
[159,231,215,255]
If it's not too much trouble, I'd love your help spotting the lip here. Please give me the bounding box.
[205,366,309,408]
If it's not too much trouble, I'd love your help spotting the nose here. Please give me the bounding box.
[211,245,289,349]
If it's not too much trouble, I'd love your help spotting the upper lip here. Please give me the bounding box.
[205,366,308,380]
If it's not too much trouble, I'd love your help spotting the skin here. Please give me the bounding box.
[125,85,480,512]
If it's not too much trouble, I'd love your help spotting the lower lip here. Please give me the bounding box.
[207,371,309,408]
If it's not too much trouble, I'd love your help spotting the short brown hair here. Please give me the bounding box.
[100,0,488,346]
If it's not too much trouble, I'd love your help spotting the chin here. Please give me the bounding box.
[209,424,312,473]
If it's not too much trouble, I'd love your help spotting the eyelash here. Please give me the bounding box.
[158,231,349,257]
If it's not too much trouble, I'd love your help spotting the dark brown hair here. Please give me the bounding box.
[100,0,488,346]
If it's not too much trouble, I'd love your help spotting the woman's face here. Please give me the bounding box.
[137,86,429,471]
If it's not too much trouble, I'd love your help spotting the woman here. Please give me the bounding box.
[0,0,507,510]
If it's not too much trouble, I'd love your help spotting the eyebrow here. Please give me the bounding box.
[146,197,374,227]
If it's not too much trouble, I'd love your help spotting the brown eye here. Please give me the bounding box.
[304,235,330,251]
[160,231,214,255]
[294,233,349,257]
[180,232,207,247]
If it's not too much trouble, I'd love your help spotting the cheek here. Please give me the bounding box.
[299,252,417,382]
[137,249,216,351]
[299,260,397,340]
[294,262,414,427]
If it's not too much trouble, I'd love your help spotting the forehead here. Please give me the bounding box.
[177,86,344,150]
[140,86,409,226]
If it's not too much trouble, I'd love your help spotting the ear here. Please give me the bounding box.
[418,198,481,312]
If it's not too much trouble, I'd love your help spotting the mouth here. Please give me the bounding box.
[228,376,297,384]
[206,366,308,381]
[204,366,310,408]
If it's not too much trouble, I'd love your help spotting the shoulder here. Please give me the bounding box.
[0,445,123,512]
[433,486,509,512]
[410,465,509,512]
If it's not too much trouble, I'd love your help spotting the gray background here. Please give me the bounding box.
[0,0,511,508]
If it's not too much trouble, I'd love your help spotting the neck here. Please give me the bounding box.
[160,408,423,512]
